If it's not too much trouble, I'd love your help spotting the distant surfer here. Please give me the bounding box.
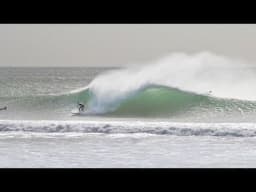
[78,103,85,112]
[0,106,7,111]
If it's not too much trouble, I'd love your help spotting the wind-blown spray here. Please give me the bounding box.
[86,52,256,114]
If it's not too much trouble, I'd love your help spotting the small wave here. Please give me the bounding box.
[1,120,256,137]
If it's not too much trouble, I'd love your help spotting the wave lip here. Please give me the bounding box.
[1,120,256,137]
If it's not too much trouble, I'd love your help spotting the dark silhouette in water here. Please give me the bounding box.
[78,103,85,112]
[0,106,7,111]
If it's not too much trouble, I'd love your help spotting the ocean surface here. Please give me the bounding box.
[2,52,256,167]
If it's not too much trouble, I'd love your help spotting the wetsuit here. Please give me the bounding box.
[78,104,84,112]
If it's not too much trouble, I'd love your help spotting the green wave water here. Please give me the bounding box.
[2,85,256,119]
[65,85,256,117]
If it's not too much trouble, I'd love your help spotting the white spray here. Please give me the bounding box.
[88,52,256,113]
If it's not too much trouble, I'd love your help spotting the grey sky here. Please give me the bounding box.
[0,24,256,67]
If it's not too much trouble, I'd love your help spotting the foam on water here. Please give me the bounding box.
[1,120,256,137]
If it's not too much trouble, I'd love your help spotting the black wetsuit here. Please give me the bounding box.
[78,104,84,112]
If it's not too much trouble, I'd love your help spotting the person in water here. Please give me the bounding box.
[78,103,85,112]
[0,106,7,111]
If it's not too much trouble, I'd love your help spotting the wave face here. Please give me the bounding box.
[66,85,256,120]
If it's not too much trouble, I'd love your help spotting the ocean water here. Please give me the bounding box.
[2,52,256,167]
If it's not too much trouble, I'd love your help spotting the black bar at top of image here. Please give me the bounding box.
[0,3,256,24]
[1,15,256,24]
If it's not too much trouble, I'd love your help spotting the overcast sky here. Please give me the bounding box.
[0,24,256,67]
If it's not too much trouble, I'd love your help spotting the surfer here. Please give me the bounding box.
[78,103,85,112]
[0,106,7,111]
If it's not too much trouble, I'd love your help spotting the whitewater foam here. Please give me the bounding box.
[1,120,256,137]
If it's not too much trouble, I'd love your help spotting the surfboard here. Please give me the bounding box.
[71,109,81,115]
[71,109,90,115]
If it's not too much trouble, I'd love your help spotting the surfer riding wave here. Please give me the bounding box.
[78,103,85,112]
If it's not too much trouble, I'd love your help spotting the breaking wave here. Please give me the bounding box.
[2,52,256,119]
[70,85,256,117]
